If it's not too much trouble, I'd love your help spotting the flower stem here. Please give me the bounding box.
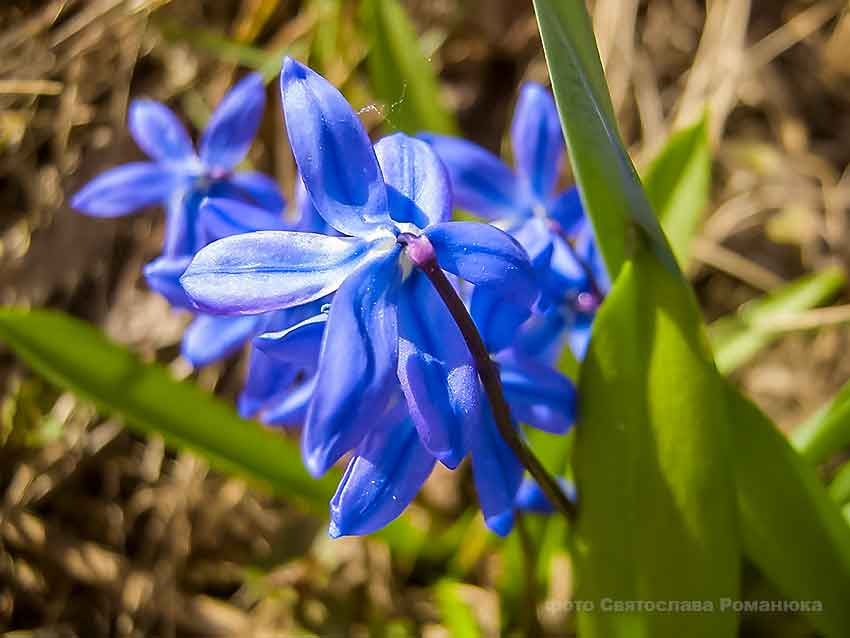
[402,237,577,523]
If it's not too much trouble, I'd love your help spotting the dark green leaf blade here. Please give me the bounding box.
[643,115,711,267]
[360,0,456,135]
[574,250,739,638]
[532,0,677,279]
[728,384,850,637]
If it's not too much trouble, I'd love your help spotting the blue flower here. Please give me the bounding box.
[141,196,298,367]
[422,82,609,359]
[71,72,285,259]
[246,298,574,537]
[180,59,541,534]
[249,312,435,537]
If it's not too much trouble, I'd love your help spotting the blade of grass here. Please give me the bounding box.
[360,0,457,135]
[643,114,711,267]
[709,267,845,374]
[0,308,426,556]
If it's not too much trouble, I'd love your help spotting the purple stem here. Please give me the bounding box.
[398,233,577,523]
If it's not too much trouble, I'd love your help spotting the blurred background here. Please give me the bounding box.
[1,0,850,636]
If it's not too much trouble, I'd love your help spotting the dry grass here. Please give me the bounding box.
[1,0,849,635]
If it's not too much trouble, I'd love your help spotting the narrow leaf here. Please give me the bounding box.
[360,0,457,135]
[434,580,483,638]
[155,18,289,80]
[574,250,739,638]
[728,384,850,637]
[710,267,845,374]
[829,462,850,505]
[532,0,678,279]
[643,115,711,266]
[0,308,426,555]
[793,379,850,465]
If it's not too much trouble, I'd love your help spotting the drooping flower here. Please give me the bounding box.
[246,289,576,536]
[248,310,435,536]
[422,82,609,360]
[71,72,285,261]
[180,59,542,535]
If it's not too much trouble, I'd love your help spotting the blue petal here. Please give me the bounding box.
[515,476,576,514]
[238,347,298,418]
[181,231,375,314]
[568,312,595,361]
[143,254,193,308]
[302,251,402,476]
[71,162,176,217]
[290,174,336,235]
[281,58,391,238]
[470,285,532,353]
[397,271,478,468]
[419,133,521,220]
[425,221,538,309]
[128,99,197,165]
[200,72,266,171]
[514,307,567,365]
[468,410,523,536]
[574,219,610,293]
[262,375,316,426]
[181,314,266,367]
[497,350,576,434]
[511,217,553,267]
[510,82,564,201]
[329,416,435,537]
[222,171,286,213]
[199,197,288,245]
[162,187,201,257]
[254,313,327,366]
[374,133,450,229]
[548,186,584,235]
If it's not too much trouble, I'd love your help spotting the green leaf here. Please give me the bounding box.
[0,308,426,555]
[829,462,850,505]
[793,378,850,465]
[574,249,739,638]
[643,116,711,267]
[434,580,482,638]
[155,18,290,80]
[709,267,845,374]
[360,0,456,135]
[727,384,850,637]
[532,0,678,280]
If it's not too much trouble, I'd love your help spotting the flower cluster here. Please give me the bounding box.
[73,58,602,538]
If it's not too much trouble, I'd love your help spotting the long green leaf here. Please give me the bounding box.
[728,384,850,637]
[574,250,739,638]
[360,0,456,135]
[0,308,426,555]
[643,115,711,267]
[155,19,287,80]
[710,267,845,374]
[793,378,850,465]
[434,580,482,638]
[532,0,677,279]
[829,462,850,505]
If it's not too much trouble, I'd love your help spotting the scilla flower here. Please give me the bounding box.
[181,60,539,530]
[247,294,576,536]
[422,82,609,359]
[71,72,284,259]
